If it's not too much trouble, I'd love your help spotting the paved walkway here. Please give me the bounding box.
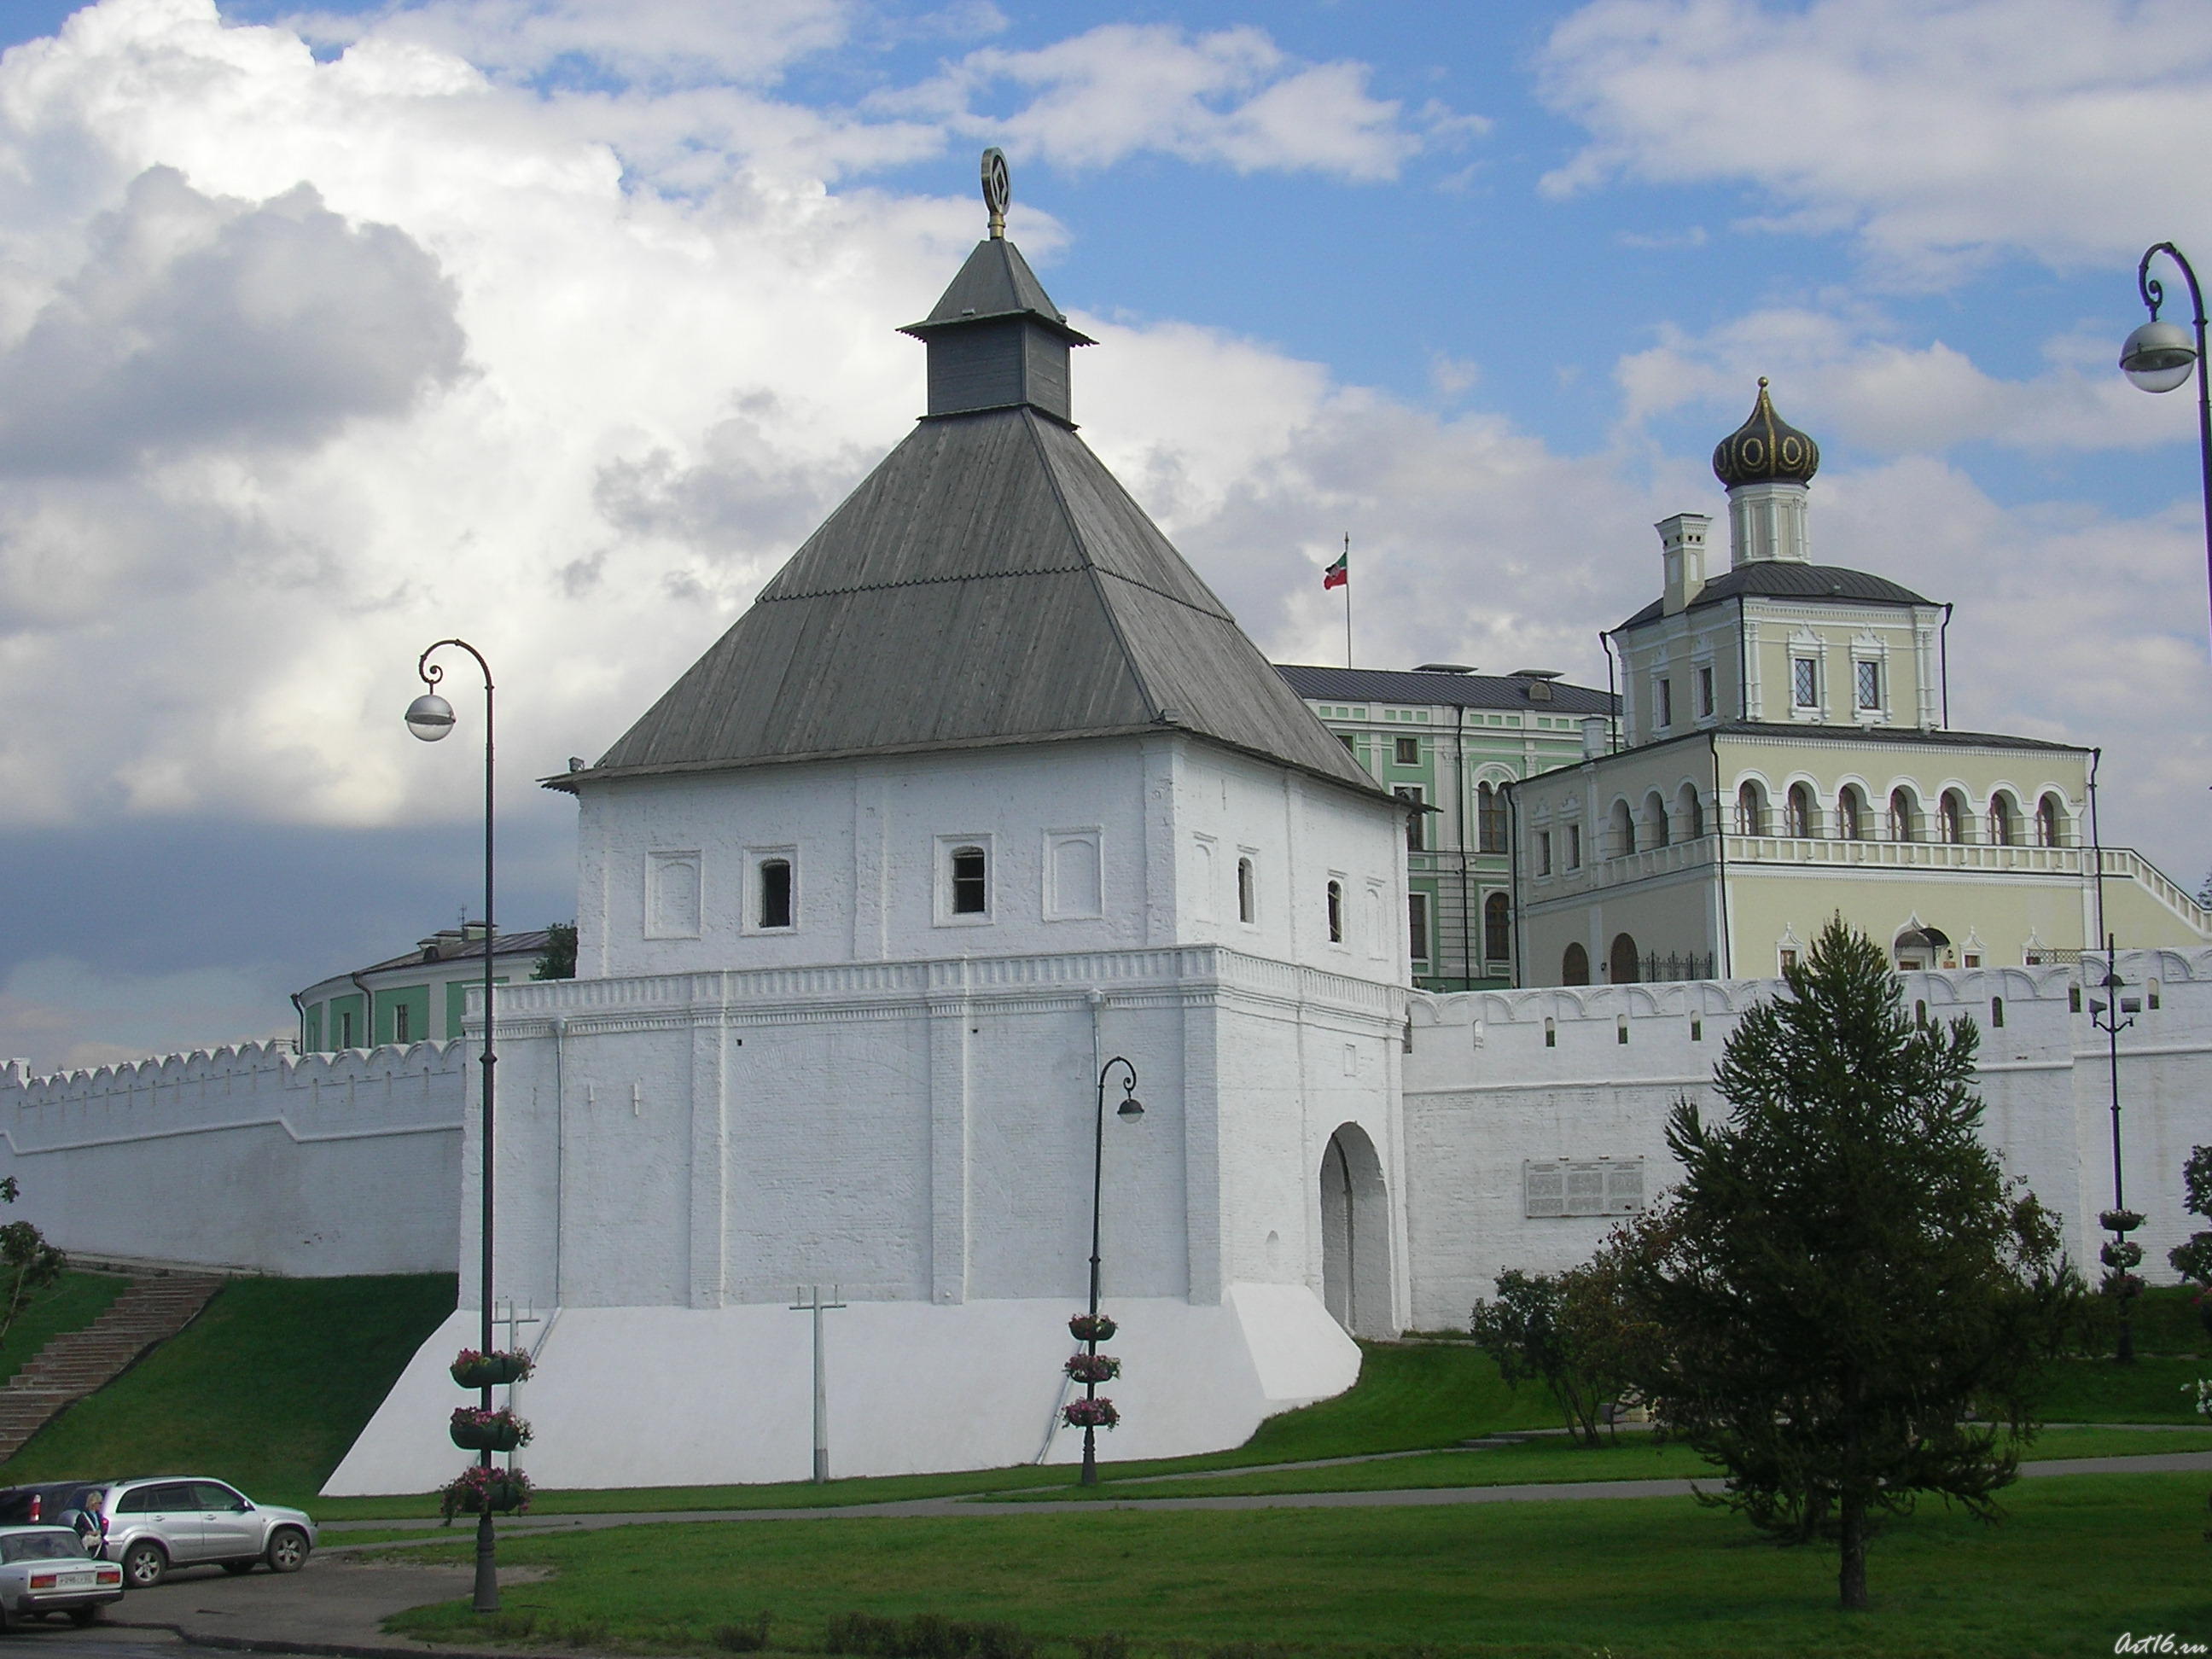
[317,1447,2212,1538]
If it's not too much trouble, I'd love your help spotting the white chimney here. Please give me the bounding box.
[1657,513,1712,614]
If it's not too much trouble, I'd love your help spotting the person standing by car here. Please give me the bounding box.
[61,1493,104,1555]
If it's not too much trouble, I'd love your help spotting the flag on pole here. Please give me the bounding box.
[1322,550,1348,591]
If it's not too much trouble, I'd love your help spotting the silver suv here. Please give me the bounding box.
[88,1479,316,1587]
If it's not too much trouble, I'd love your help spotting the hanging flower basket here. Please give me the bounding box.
[2099,1209,2146,1236]
[1065,1352,1121,1384]
[451,1406,533,1452]
[1068,1313,1117,1343]
[451,1348,533,1388]
[439,1464,533,1524]
[1062,1396,1120,1430]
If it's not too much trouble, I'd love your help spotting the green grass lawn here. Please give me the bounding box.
[0,1271,127,1388]
[383,1470,2212,1658]
[0,1273,454,1509]
[310,1341,1561,1522]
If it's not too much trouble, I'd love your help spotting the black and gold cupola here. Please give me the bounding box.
[1711,378,1819,488]
[898,148,1095,424]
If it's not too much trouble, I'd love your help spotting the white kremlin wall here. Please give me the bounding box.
[1400,948,2212,1331]
[0,1042,463,1277]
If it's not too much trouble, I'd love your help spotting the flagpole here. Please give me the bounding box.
[1342,532,1352,669]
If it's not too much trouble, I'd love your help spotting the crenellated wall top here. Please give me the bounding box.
[2,1038,463,1115]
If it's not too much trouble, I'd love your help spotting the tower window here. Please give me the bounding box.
[1237,856,1256,923]
[951,846,988,915]
[1697,665,1714,718]
[1326,880,1344,944]
[1535,830,1552,876]
[1855,659,1881,712]
[1792,656,1819,709]
[1565,824,1582,869]
[1655,678,1674,728]
[759,858,794,928]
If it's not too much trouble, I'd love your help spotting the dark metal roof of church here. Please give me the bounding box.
[1615,561,1934,631]
[1277,664,1615,716]
[554,384,1382,797]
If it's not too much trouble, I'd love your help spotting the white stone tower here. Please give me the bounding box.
[328,158,1411,1496]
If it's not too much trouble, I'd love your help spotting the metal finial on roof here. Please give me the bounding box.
[981,148,1010,239]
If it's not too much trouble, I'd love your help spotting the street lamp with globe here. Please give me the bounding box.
[2119,242,2212,650]
[405,639,502,1614]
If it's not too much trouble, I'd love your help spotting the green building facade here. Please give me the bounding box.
[1276,664,1614,990]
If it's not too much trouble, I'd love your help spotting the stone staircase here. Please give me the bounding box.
[0,1273,225,1462]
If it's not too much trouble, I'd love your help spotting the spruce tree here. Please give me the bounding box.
[1615,917,2081,1611]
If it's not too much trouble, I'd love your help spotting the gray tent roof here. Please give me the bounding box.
[900,238,1093,344]
[562,405,1383,797]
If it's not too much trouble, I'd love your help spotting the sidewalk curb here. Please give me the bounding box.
[112,1616,577,1659]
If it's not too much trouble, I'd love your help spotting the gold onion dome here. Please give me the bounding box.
[1711,377,1819,487]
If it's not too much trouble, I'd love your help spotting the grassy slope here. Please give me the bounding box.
[384,1470,2212,1658]
[0,1273,454,1510]
[0,1272,127,1388]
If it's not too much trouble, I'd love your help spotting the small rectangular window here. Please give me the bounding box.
[1855,659,1881,711]
[1394,736,1418,765]
[1326,879,1344,944]
[1779,948,1799,973]
[1237,855,1256,923]
[1566,824,1581,869]
[1407,893,1430,963]
[339,1010,354,1048]
[1690,1018,1703,1042]
[759,858,794,928]
[1339,733,1357,753]
[1792,657,1819,708]
[1990,996,2005,1028]
[1697,665,1714,718]
[394,1004,411,1044]
[951,846,987,915]
[1535,830,1551,876]
[1655,678,1673,728]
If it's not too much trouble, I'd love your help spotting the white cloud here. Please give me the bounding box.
[1614,306,2180,454]
[284,0,856,88]
[886,23,1434,180]
[1539,0,2212,282]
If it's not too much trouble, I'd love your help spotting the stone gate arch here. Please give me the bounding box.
[1319,1122,1393,1338]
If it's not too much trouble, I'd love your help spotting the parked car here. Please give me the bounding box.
[0,1486,104,1529]
[0,1527,123,1626]
[86,1478,316,1587]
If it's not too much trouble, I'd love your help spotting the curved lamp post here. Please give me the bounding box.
[2120,242,2212,651]
[405,639,501,1614]
[1081,1057,1143,1486]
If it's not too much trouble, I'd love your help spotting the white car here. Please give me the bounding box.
[0,1527,123,1627]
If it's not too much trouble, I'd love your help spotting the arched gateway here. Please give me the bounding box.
[1319,1124,1393,1338]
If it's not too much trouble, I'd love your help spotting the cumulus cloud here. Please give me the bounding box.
[286,0,856,88]
[887,23,1438,180]
[0,165,464,474]
[1539,0,2212,281]
[1613,306,2174,455]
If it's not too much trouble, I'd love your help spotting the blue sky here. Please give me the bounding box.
[0,0,2206,1068]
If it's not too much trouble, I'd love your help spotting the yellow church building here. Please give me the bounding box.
[1514,381,2212,986]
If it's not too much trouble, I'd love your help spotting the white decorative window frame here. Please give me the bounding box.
[741,844,800,936]
[934,833,995,927]
[1042,828,1105,922]
[644,850,704,940]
